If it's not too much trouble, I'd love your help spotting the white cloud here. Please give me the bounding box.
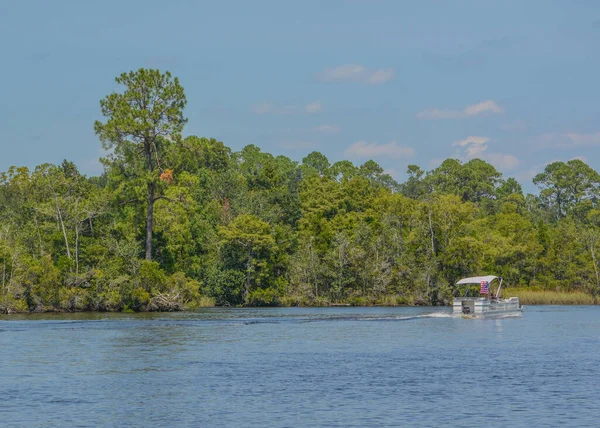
[316,64,395,85]
[344,141,415,159]
[367,69,395,84]
[251,101,323,115]
[464,100,503,116]
[536,132,600,148]
[563,132,600,146]
[312,124,341,134]
[483,153,520,170]
[417,100,504,120]
[453,135,519,170]
[320,64,365,80]
[453,136,490,158]
[304,101,323,114]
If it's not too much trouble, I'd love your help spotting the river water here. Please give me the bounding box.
[1,306,599,427]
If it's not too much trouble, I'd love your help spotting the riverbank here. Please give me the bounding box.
[1,290,597,314]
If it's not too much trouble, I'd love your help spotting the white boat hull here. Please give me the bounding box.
[453,296,522,318]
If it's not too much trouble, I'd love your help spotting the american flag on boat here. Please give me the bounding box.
[480,281,489,294]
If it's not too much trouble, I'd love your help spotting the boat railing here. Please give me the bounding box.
[487,300,521,311]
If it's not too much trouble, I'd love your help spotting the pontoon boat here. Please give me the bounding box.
[453,275,523,318]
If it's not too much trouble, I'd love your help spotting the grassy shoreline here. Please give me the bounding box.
[281,290,599,307]
[1,290,598,314]
[500,288,597,305]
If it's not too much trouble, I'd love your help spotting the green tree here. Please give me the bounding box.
[533,160,600,220]
[174,136,231,174]
[400,164,427,199]
[94,68,187,260]
[427,158,502,203]
[330,160,358,182]
[302,151,330,177]
[218,214,277,304]
[359,160,398,190]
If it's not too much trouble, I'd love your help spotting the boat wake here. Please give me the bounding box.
[296,312,455,323]
[238,312,467,325]
[372,312,455,321]
[420,312,454,319]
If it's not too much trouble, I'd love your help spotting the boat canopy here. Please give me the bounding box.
[456,275,499,285]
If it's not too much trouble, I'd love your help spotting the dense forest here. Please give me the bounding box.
[1,69,599,313]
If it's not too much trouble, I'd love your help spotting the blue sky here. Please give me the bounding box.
[1,0,599,192]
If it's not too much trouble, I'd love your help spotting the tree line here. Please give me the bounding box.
[1,69,599,312]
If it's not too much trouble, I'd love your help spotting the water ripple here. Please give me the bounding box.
[0,306,599,427]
